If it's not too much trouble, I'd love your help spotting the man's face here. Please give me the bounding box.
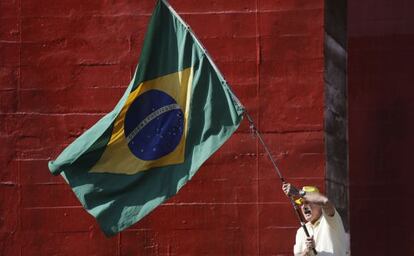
[301,203,322,224]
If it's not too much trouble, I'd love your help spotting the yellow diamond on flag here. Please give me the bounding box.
[90,67,193,175]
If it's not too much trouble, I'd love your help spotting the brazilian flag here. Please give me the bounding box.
[48,0,244,236]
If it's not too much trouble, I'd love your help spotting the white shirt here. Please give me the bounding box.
[294,209,350,256]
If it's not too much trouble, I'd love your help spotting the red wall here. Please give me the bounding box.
[348,0,414,254]
[0,0,324,254]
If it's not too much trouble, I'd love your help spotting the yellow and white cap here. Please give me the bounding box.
[295,186,319,205]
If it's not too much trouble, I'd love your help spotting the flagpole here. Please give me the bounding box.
[162,1,315,252]
[244,111,318,255]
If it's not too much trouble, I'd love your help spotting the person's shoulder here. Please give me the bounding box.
[295,226,304,237]
[294,226,307,247]
[295,224,309,239]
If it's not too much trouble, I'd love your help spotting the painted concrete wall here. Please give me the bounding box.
[0,0,324,254]
[348,0,414,254]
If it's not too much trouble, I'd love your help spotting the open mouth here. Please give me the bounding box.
[304,209,312,216]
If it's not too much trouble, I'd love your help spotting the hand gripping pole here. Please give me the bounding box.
[244,112,317,255]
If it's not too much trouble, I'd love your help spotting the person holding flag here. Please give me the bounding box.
[282,183,350,256]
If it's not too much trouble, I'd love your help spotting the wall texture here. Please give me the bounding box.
[348,0,414,254]
[0,0,324,255]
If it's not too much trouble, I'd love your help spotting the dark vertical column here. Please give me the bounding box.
[324,0,348,230]
[348,0,414,254]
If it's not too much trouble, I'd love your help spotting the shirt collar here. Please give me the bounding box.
[307,217,322,229]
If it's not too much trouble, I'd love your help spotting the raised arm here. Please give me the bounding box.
[282,183,335,217]
[302,192,335,217]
